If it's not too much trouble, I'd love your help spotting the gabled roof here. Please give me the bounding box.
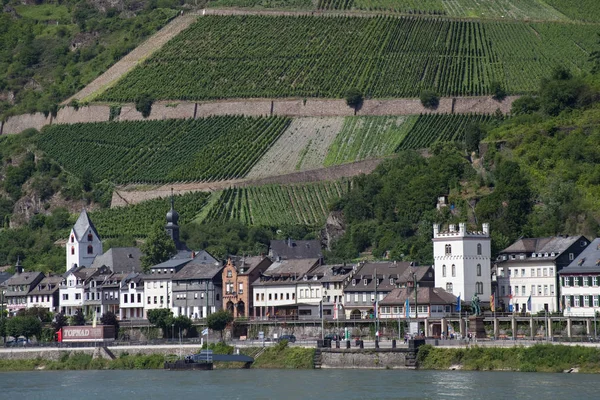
[172,261,223,281]
[559,238,600,274]
[264,258,320,277]
[269,239,322,260]
[90,247,143,273]
[344,261,415,292]
[29,276,63,295]
[500,236,586,260]
[72,209,100,241]
[4,271,45,286]
[380,287,457,306]
[228,255,272,275]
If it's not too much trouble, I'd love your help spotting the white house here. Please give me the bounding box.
[252,258,320,319]
[60,267,103,316]
[120,274,145,320]
[495,236,589,313]
[559,238,600,317]
[66,210,102,271]
[433,223,491,305]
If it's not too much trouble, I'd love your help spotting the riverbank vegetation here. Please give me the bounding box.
[417,344,600,373]
[251,341,314,369]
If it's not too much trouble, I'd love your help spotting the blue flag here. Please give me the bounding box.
[455,295,461,312]
[405,298,410,318]
[527,295,532,312]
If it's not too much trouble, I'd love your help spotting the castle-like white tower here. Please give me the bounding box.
[433,223,491,303]
[66,210,102,271]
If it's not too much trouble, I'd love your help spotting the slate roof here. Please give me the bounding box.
[4,271,44,286]
[499,236,586,261]
[263,258,320,277]
[228,255,272,275]
[380,287,457,306]
[172,261,223,281]
[29,276,62,295]
[269,239,322,260]
[90,247,143,273]
[559,238,600,274]
[72,209,100,241]
[0,272,12,285]
[344,261,415,292]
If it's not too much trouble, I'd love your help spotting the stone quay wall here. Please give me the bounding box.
[320,348,412,369]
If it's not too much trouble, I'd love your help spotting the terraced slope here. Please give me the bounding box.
[37,116,290,184]
[320,0,569,21]
[99,15,597,102]
[203,180,349,226]
[92,192,210,238]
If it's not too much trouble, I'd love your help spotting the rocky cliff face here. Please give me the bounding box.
[322,210,345,251]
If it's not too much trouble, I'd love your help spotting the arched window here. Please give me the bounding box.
[477,264,482,276]
[442,265,447,277]
[446,283,453,293]
[452,264,456,277]
[87,245,93,254]
[70,235,74,243]
[88,233,93,242]
[477,243,482,255]
[445,244,452,255]
[71,246,75,255]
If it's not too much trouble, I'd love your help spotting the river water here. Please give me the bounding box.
[0,369,597,399]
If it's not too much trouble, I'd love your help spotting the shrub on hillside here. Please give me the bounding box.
[345,88,363,111]
[511,95,540,115]
[420,90,439,109]
[135,93,154,118]
[491,80,507,101]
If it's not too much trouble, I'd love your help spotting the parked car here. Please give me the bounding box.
[324,333,343,341]
[276,335,296,343]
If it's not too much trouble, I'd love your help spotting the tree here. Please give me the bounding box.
[70,309,86,326]
[100,311,120,339]
[420,90,439,109]
[135,93,154,118]
[344,88,363,113]
[147,308,174,338]
[6,316,42,340]
[141,224,177,271]
[465,123,483,154]
[52,313,68,332]
[510,95,540,115]
[173,315,193,338]
[17,306,52,323]
[490,80,507,101]
[207,310,233,341]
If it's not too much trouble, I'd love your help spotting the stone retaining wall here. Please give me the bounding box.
[1,96,517,135]
[321,349,411,369]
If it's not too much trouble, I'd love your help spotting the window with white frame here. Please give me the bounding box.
[550,285,554,296]
[446,283,453,293]
[584,295,590,307]
[575,296,580,307]
[354,293,358,302]
[594,296,599,308]
[442,265,446,277]
[362,293,367,302]
[515,286,519,295]
[543,285,548,296]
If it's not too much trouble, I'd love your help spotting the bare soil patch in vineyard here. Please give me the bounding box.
[247,117,344,179]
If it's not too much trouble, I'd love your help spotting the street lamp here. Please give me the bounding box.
[171,323,175,342]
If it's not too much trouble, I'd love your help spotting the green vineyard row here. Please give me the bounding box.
[99,15,597,102]
[38,116,290,184]
[91,191,210,238]
[204,180,350,227]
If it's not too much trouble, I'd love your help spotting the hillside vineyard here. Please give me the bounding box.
[205,180,349,227]
[38,116,290,183]
[98,15,596,101]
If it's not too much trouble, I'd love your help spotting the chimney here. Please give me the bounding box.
[459,223,466,234]
[482,223,490,236]
[449,224,456,233]
[433,224,440,237]
[192,251,196,259]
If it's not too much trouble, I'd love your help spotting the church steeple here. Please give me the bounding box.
[165,188,181,249]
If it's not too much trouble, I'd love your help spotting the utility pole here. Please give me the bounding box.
[374,268,379,340]
[413,265,418,335]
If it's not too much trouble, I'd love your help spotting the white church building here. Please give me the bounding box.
[433,223,492,306]
[66,210,103,271]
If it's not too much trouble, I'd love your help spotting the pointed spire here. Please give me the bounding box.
[73,208,100,241]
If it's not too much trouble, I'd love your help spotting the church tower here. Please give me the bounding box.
[66,209,102,271]
[165,190,182,250]
[433,223,491,303]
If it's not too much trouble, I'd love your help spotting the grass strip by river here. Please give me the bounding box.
[417,344,600,373]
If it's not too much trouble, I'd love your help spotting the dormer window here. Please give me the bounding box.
[352,280,356,286]
[550,252,555,257]
[390,278,394,285]
[363,279,367,286]
[531,253,536,258]
[544,253,549,258]
[88,233,93,242]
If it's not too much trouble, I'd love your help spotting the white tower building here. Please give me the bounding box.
[433,223,491,304]
[66,210,102,271]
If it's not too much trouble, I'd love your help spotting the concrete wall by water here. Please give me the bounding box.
[321,349,410,369]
